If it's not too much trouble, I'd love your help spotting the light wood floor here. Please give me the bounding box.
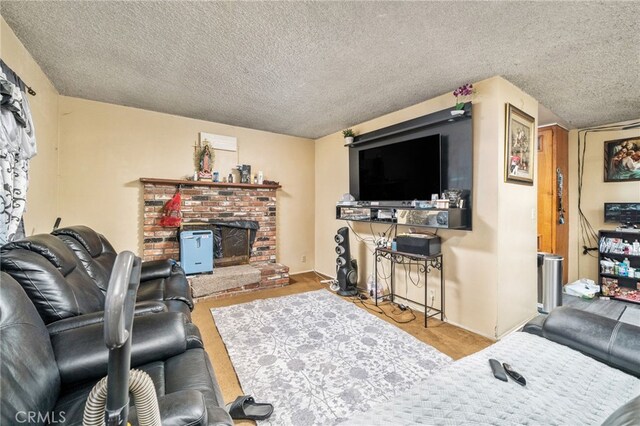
[192,272,493,425]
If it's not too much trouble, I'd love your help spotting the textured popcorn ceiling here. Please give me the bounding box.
[2,1,638,138]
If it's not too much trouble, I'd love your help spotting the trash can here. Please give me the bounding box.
[538,253,563,314]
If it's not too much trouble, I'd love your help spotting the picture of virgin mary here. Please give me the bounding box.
[198,144,213,179]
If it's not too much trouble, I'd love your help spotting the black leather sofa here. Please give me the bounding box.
[523,306,639,377]
[0,271,232,425]
[523,307,640,425]
[52,225,193,316]
[0,234,192,323]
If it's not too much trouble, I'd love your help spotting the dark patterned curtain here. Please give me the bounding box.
[0,59,37,244]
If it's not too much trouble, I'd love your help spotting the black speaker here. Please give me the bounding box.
[335,227,358,296]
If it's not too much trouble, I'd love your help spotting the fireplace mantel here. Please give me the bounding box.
[140,177,281,190]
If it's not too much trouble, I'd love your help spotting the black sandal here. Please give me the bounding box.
[225,395,274,421]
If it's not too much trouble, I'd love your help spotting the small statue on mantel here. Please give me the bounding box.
[196,143,214,180]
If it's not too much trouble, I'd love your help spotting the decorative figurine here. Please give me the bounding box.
[198,144,213,180]
[235,165,252,184]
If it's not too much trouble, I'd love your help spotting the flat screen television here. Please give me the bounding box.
[354,134,441,201]
[604,203,640,225]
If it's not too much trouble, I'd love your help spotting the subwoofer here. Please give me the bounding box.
[335,227,358,296]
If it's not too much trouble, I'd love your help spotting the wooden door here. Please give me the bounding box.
[554,127,569,285]
[537,128,555,253]
[537,125,569,284]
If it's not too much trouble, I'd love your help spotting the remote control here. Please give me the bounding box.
[489,359,508,382]
[503,363,527,386]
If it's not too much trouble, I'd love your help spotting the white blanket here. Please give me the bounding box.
[341,332,640,425]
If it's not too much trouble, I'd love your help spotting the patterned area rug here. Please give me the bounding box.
[211,290,451,425]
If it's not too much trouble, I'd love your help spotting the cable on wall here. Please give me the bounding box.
[346,220,396,295]
[576,121,640,259]
[346,221,376,251]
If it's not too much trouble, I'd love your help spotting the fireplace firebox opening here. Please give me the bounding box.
[181,220,259,267]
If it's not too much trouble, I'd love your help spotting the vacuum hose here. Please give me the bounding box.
[83,369,161,426]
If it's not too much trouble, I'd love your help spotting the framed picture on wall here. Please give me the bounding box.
[604,137,640,182]
[504,104,535,185]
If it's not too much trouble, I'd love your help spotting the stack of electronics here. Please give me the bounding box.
[336,202,468,229]
[337,207,374,221]
[395,233,441,257]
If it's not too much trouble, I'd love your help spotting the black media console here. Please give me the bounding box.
[340,102,473,231]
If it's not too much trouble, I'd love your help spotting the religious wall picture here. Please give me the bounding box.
[604,137,640,182]
[504,103,535,185]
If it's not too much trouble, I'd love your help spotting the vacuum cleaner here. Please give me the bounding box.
[82,252,161,426]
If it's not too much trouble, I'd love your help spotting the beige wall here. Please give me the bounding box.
[314,76,538,339]
[1,17,59,235]
[58,97,315,273]
[495,78,539,337]
[567,120,640,283]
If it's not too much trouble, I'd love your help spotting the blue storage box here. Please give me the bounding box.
[180,230,214,275]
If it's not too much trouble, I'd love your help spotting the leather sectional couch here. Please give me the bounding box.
[0,226,232,425]
[0,271,232,425]
[1,233,193,323]
[52,225,194,318]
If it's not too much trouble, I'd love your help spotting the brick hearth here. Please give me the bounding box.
[191,263,290,301]
[140,178,289,298]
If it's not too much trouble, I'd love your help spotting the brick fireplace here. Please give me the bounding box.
[141,178,289,298]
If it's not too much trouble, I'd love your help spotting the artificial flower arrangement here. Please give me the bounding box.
[453,83,474,110]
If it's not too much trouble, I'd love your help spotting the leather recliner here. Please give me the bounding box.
[52,225,193,315]
[0,272,232,426]
[0,234,191,323]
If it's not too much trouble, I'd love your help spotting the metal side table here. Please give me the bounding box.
[374,247,444,327]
